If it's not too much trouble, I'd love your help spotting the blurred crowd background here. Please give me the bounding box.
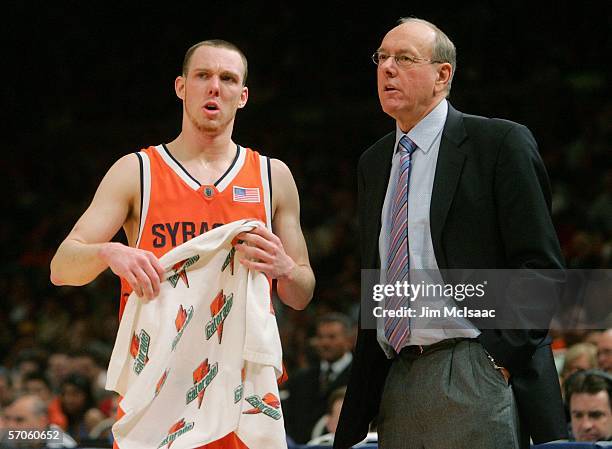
[2,1,610,446]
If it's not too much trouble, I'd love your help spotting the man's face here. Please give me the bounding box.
[60,384,87,415]
[570,391,612,442]
[598,331,612,372]
[3,398,46,431]
[0,376,12,406]
[315,322,351,363]
[73,356,97,381]
[176,45,248,134]
[47,353,71,383]
[24,380,52,403]
[376,22,443,130]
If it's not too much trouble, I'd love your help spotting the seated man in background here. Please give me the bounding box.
[282,313,353,443]
[598,329,612,373]
[565,370,612,442]
[0,394,77,448]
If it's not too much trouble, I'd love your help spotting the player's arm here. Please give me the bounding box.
[235,159,315,310]
[50,154,165,300]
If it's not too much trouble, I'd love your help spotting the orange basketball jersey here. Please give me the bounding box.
[119,144,272,318]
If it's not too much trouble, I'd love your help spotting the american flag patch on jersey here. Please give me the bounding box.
[233,186,261,203]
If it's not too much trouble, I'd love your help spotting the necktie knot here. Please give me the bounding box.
[398,135,417,155]
[320,366,332,390]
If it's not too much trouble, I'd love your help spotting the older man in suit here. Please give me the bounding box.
[334,17,566,449]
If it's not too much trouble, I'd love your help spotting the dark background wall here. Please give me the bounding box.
[3,1,610,369]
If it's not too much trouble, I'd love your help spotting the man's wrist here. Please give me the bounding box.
[98,242,118,263]
[277,260,297,281]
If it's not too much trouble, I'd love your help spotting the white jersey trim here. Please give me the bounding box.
[259,156,273,231]
[154,145,200,190]
[154,145,247,193]
[136,151,151,248]
[216,145,246,192]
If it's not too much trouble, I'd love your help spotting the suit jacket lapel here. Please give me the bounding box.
[364,133,395,268]
[430,104,468,268]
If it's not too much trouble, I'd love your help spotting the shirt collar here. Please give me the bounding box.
[394,99,448,155]
[320,352,353,374]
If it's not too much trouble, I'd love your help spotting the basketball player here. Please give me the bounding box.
[50,40,315,448]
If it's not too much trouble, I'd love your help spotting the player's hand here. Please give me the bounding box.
[235,226,296,280]
[99,242,165,301]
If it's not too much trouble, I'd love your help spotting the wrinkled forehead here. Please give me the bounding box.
[6,401,32,418]
[379,22,436,56]
[187,46,245,78]
[317,321,347,336]
[571,391,612,412]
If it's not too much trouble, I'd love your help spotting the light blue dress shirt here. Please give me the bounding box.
[377,99,479,357]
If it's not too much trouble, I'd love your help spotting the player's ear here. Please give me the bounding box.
[238,86,248,109]
[175,75,186,101]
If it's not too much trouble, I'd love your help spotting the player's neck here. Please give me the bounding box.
[165,133,238,185]
[168,126,236,164]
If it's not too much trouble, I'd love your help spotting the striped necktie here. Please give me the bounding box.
[384,135,417,354]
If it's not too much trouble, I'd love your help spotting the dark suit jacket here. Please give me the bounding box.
[283,359,352,444]
[334,104,567,449]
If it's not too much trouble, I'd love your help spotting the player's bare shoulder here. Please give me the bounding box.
[90,153,143,232]
[107,153,140,181]
[99,153,140,200]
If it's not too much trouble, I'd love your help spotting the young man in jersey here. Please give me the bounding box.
[50,40,315,448]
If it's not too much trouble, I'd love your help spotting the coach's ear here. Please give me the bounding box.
[175,75,186,101]
[434,62,452,96]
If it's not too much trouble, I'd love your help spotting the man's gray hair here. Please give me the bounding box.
[12,394,48,418]
[398,17,456,96]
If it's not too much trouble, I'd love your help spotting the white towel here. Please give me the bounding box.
[106,219,286,449]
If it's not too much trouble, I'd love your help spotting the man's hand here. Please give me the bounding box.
[234,226,296,280]
[499,366,511,385]
[99,242,165,301]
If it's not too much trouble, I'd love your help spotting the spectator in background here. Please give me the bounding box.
[21,372,65,431]
[13,349,47,393]
[584,330,604,347]
[45,353,71,395]
[307,386,347,446]
[70,349,116,419]
[565,370,612,442]
[561,343,598,388]
[282,313,353,444]
[0,402,6,441]
[71,349,107,402]
[54,374,104,444]
[22,373,53,404]
[0,394,77,448]
[598,329,612,373]
[0,369,14,408]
